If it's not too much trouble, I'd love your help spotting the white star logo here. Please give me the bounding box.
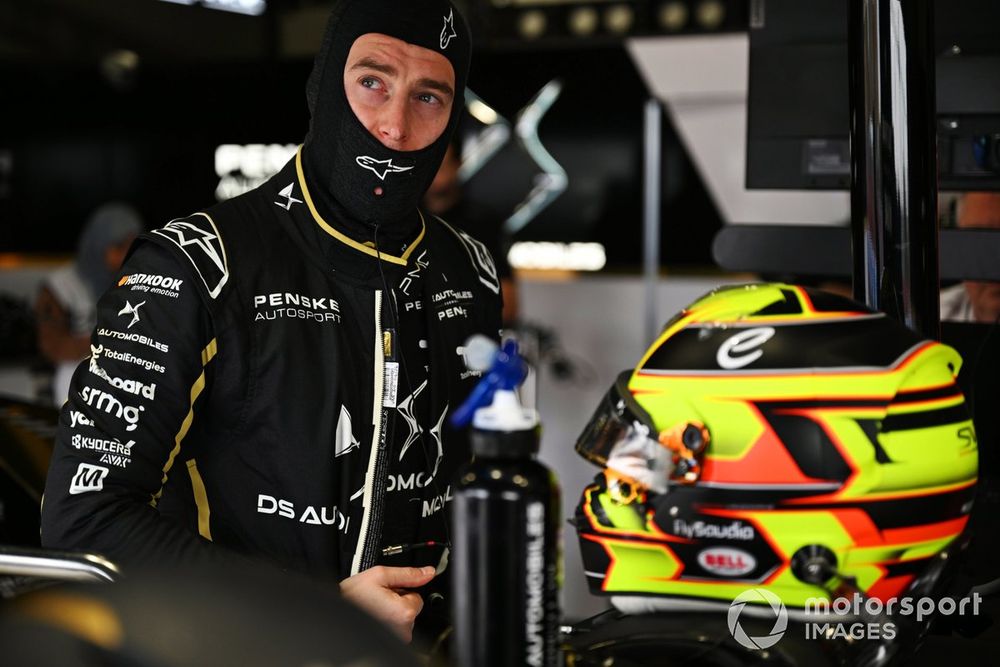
[355,155,414,181]
[274,182,303,211]
[397,379,429,461]
[118,300,145,329]
[157,221,226,275]
[440,9,457,50]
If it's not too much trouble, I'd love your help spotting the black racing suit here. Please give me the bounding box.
[40,152,503,594]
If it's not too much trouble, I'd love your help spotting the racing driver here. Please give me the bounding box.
[40,0,502,645]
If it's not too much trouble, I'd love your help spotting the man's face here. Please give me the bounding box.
[343,33,455,152]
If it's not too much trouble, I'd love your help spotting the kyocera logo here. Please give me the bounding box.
[256,494,350,532]
[79,386,145,432]
[698,547,757,577]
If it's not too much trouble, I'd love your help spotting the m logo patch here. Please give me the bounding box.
[70,463,109,495]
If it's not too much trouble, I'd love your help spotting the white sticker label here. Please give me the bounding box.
[70,463,109,495]
[383,361,399,408]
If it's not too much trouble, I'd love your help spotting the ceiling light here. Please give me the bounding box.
[695,0,726,30]
[569,7,599,37]
[518,10,547,40]
[659,2,689,31]
[604,5,635,36]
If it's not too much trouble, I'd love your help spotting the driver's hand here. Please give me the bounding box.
[339,565,436,643]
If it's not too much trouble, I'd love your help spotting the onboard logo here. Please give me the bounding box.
[90,345,157,400]
[253,292,342,324]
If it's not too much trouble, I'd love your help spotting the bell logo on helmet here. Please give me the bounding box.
[716,327,776,370]
[440,9,457,49]
[728,588,788,650]
[698,547,757,576]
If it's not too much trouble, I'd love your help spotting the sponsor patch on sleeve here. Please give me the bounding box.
[436,217,501,295]
[70,462,109,495]
[117,272,184,299]
[152,213,229,299]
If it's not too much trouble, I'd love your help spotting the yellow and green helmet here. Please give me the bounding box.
[574,283,978,609]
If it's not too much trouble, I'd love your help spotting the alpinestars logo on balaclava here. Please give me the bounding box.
[356,156,415,181]
[440,9,457,49]
[302,0,471,229]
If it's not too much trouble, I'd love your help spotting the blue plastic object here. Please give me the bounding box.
[450,339,528,428]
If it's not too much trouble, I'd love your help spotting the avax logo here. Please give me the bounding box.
[728,588,788,650]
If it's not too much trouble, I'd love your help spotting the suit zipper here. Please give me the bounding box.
[351,290,391,575]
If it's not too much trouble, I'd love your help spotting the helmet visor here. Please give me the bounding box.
[575,370,658,467]
[576,371,672,494]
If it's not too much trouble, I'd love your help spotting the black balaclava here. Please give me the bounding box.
[302,0,471,251]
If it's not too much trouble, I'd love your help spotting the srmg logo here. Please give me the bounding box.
[727,588,788,650]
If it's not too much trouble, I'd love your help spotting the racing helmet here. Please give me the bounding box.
[574,283,978,610]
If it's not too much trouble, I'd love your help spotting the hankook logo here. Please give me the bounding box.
[118,273,183,291]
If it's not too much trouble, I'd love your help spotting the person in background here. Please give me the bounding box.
[941,192,1000,323]
[423,138,518,325]
[34,202,142,405]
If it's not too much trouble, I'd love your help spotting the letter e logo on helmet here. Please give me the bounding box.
[716,327,776,370]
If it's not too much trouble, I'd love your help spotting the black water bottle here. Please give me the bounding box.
[450,340,560,667]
